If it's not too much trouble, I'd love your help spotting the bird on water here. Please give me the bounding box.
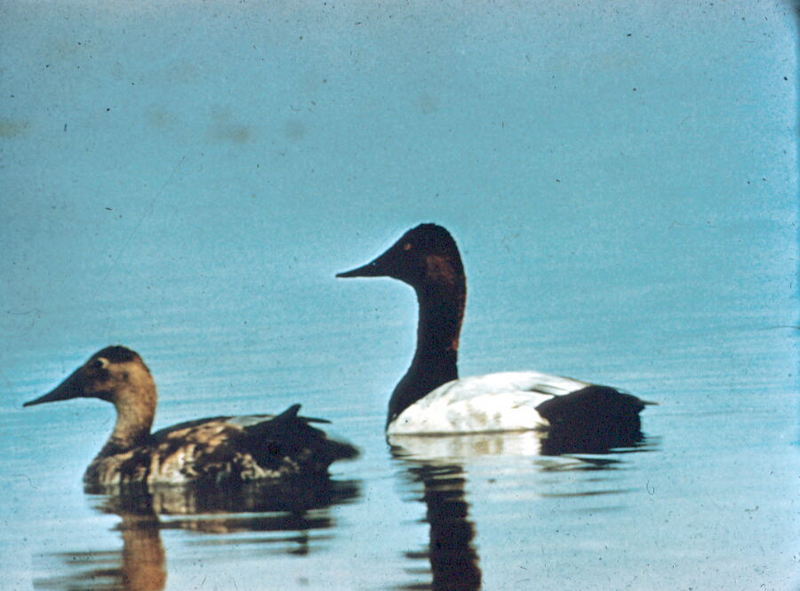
[337,223,653,446]
[24,346,357,490]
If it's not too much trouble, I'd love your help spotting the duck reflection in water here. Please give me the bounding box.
[392,459,482,591]
[388,430,658,591]
[32,477,360,591]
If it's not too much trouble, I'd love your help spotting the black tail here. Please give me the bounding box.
[245,404,359,473]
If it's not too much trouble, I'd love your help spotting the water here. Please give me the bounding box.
[2,1,798,590]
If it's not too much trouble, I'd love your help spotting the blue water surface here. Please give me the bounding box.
[1,1,798,589]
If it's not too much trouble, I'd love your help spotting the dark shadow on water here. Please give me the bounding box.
[390,461,482,591]
[539,423,654,456]
[87,474,361,516]
[536,434,661,473]
[31,476,360,591]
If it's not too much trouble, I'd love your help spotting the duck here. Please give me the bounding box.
[337,223,653,441]
[23,346,358,489]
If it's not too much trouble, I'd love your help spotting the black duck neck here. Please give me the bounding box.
[387,277,466,425]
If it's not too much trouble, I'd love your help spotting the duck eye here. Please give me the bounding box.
[92,357,110,370]
[403,242,413,251]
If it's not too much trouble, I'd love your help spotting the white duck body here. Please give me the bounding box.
[387,371,590,435]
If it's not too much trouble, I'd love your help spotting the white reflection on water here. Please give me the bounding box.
[390,431,547,460]
[389,428,657,461]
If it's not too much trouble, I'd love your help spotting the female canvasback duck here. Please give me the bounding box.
[23,346,357,489]
[337,223,652,439]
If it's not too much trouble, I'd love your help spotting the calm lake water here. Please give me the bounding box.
[2,1,798,590]
[2,242,797,590]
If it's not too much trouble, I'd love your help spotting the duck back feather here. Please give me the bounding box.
[87,405,357,488]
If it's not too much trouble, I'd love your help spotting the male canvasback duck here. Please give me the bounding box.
[23,346,358,489]
[337,223,653,440]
